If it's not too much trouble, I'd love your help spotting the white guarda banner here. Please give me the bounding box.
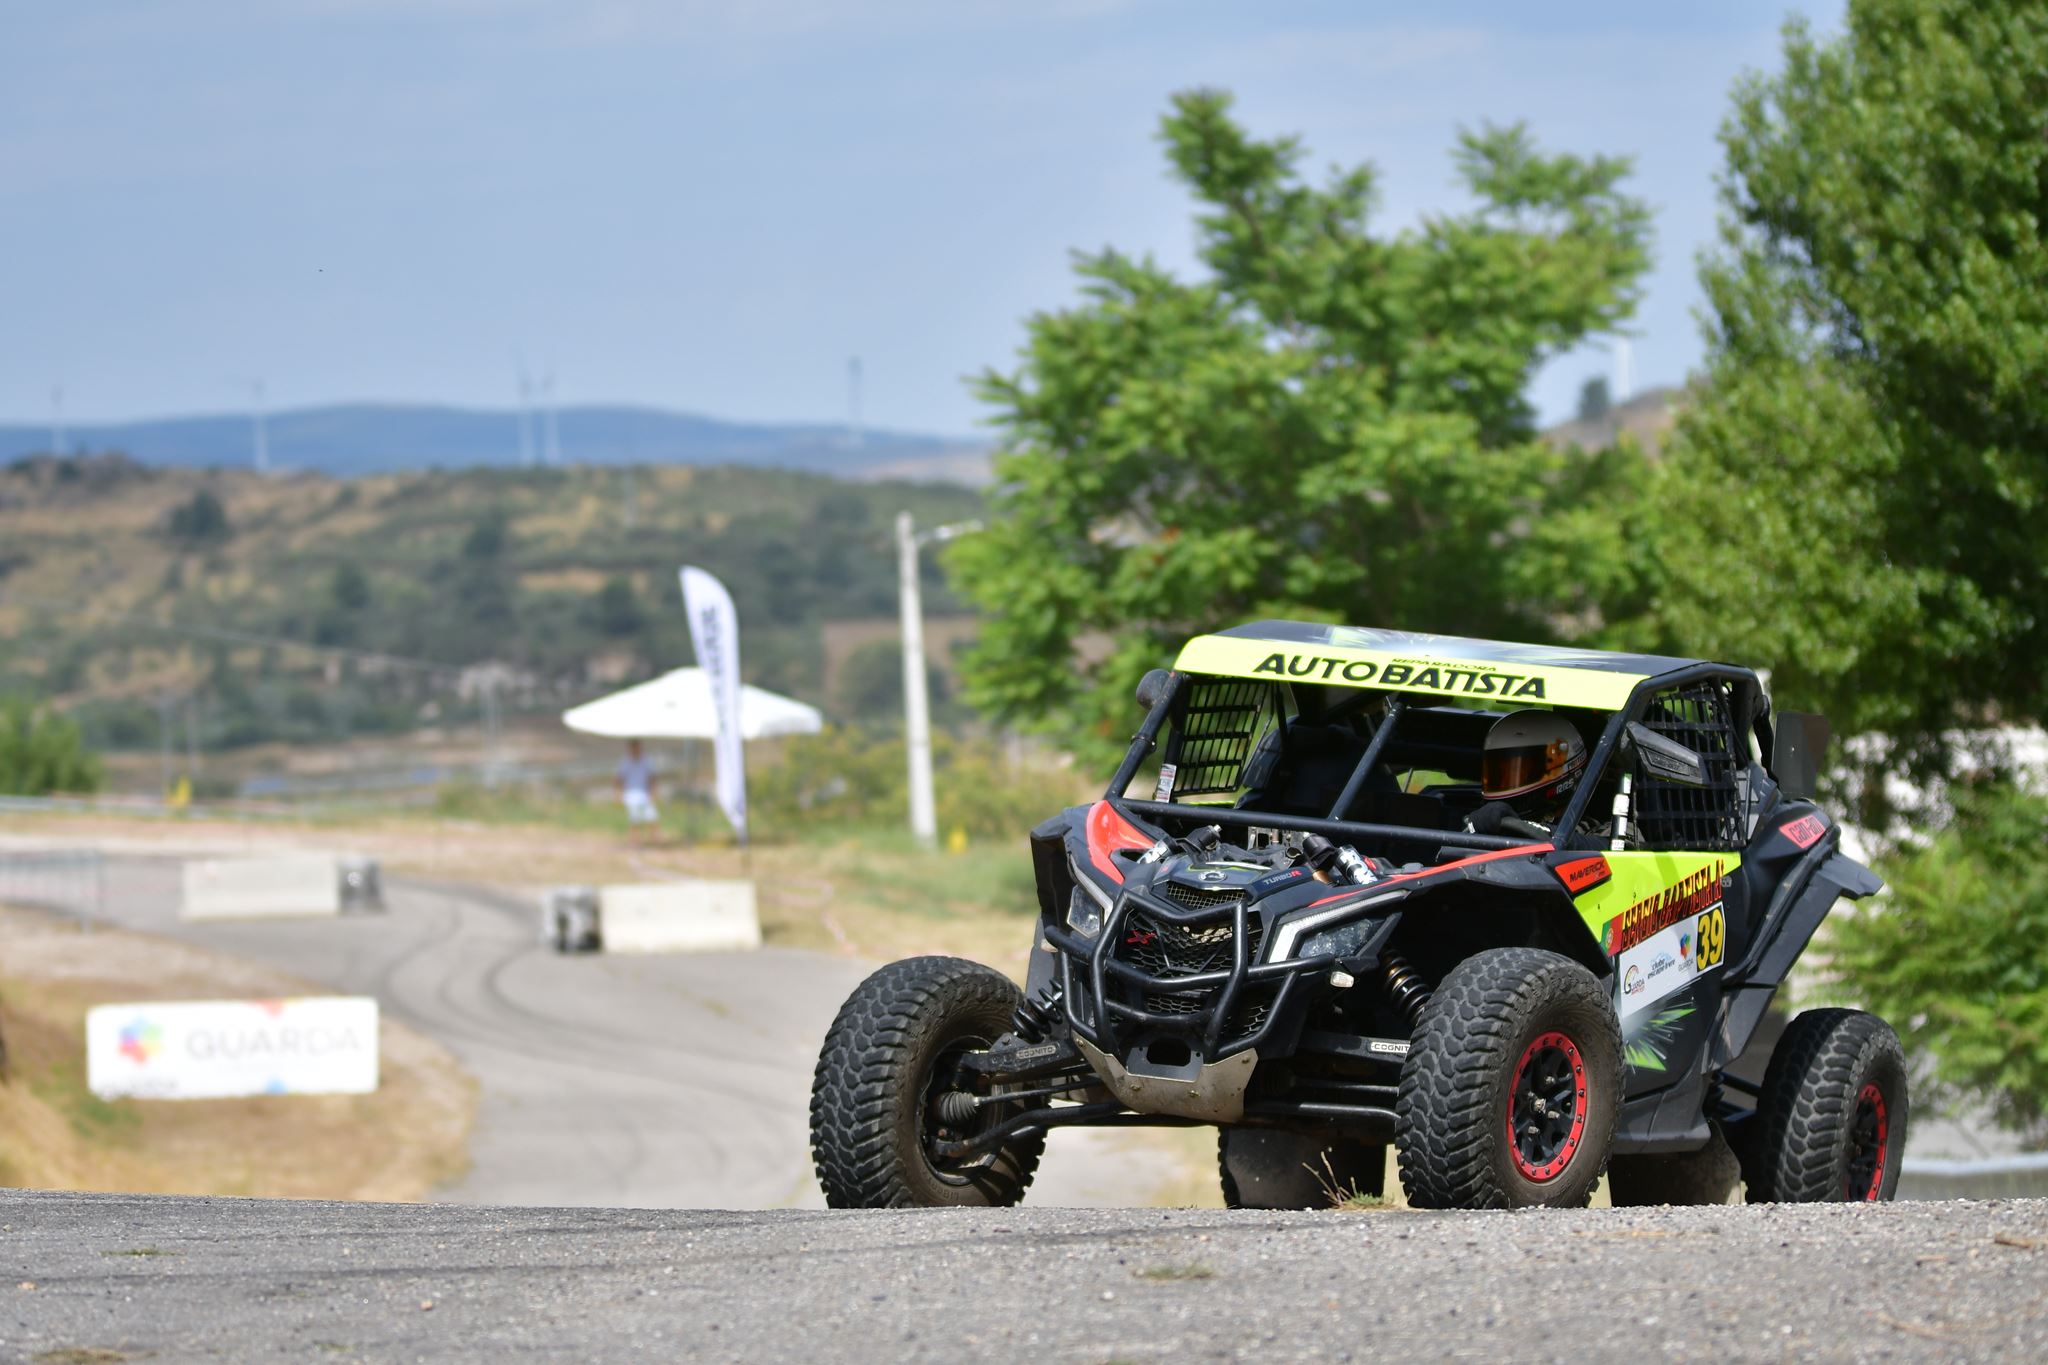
[86,997,379,1100]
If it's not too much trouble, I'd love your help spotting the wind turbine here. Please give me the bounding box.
[515,359,535,467]
[539,368,561,466]
[847,356,864,449]
[250,379,270,473]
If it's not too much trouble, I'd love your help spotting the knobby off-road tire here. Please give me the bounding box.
[1742,1008,1907,1203]
[1218,1129,1386,1209]
[1395,947,1621,1210]
[810,955,1045,1209]
[1607,1122,1741,1206]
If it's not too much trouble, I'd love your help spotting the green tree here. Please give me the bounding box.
[1576,376,1611,423]
[593,576,647,638]
[1829,785,2048,1143]
[166,489,230,544]
[949,89,1650,751]
[1634,1,2047,783]
[330,564,372,611]
[462,510,509,561]
[0,696,102,795]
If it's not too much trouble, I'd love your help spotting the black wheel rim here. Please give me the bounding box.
[917,1034,997,1183]
[1845,1082,1889,1201]
[1507,1030,1589,1183]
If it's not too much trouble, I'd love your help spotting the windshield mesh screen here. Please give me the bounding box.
[1169,680,1273,797]
[1636,682,1743,851]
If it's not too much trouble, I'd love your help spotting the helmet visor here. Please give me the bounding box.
[1483,743,1560,798]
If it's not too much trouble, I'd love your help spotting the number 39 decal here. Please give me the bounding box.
[1695,905,1726,971]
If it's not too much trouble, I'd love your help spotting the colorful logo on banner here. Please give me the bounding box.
[118,1019,163,1065]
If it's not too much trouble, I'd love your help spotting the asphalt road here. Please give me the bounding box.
[4,1191,2045,1363]
[13,852,1169,1208]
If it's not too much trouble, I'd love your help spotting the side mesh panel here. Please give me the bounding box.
[1636,682,1744,851]
[1170,681,1273,797]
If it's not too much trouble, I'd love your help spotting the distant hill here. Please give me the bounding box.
[0,455,986,766]
[0,402,993,484]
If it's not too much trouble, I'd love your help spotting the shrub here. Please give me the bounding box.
[752,727,1082,842]
[1829,783,2048,1144]
[0,696,103,795]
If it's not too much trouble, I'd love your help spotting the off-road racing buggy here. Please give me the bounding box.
[811,623,1907,1210]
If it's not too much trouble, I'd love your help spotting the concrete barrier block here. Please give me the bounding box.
[599,880,761,954]
[181,854,342,921]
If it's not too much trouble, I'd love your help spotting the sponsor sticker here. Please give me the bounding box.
[1368,1039,1411,1057]
[1153,762,1178,801]
[1615,905,1726,1019]
[1554,856,1611,896]
[1781,814,1827,849]
[1601,860,1727,955]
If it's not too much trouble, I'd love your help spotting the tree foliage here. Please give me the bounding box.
[1829,784,2048,1141]
[1634,0,2048,779]
[0,696,101,795]
[951,90,1650,751]
[166,489,230,545]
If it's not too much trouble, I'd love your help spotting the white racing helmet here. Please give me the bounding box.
[1480,709,1588,805]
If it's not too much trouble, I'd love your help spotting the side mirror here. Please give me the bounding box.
[1135,668,1175,712]
[1772,711,1831,801]
[1624,722,1709,787]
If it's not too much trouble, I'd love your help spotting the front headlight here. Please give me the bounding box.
[1299,921,1375,960]
[1065,886,1102,939]
[1269,889,1406,961]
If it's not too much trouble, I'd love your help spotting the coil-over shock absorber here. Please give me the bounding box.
[1381,953,1432,1027]
[1011,984,1064,1043]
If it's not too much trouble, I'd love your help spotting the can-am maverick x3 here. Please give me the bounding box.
[810,622,1905,1209]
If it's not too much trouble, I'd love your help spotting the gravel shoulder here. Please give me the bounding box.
[4,1192,2046,1363]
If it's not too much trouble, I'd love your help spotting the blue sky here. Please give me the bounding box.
[0,1,1833,437]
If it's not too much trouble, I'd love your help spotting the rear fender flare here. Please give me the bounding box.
[1713,840,1882,1069]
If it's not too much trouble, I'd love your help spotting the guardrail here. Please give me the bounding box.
[0,847,106,924]
[1898,1151,2048,1201]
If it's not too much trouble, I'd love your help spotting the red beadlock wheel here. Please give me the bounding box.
[1845,1082,1889,1201]
[1507,1031,1589,1182]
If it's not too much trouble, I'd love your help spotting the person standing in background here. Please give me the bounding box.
[616,739,659,844]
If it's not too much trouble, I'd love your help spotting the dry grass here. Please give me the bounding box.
[0,904,474,1200]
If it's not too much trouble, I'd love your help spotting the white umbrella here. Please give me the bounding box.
[561,668,823,741]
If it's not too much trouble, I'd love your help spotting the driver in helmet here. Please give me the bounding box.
[1463,709,1589,838]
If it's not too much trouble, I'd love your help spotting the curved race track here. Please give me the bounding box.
[49,857,1140,1208]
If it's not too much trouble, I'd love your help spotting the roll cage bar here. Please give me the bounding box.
[1108,662,1767,854]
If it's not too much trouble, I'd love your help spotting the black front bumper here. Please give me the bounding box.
[1044,880,1334,1066]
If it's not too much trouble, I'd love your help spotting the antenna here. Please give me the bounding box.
[847,355,863,449]
[50,384,65,457]
[251,379,270,473]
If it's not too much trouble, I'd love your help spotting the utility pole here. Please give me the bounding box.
[896,512,935,848]
[50,384,65,457]
[157,692,176,802]
[896,513,982,850]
